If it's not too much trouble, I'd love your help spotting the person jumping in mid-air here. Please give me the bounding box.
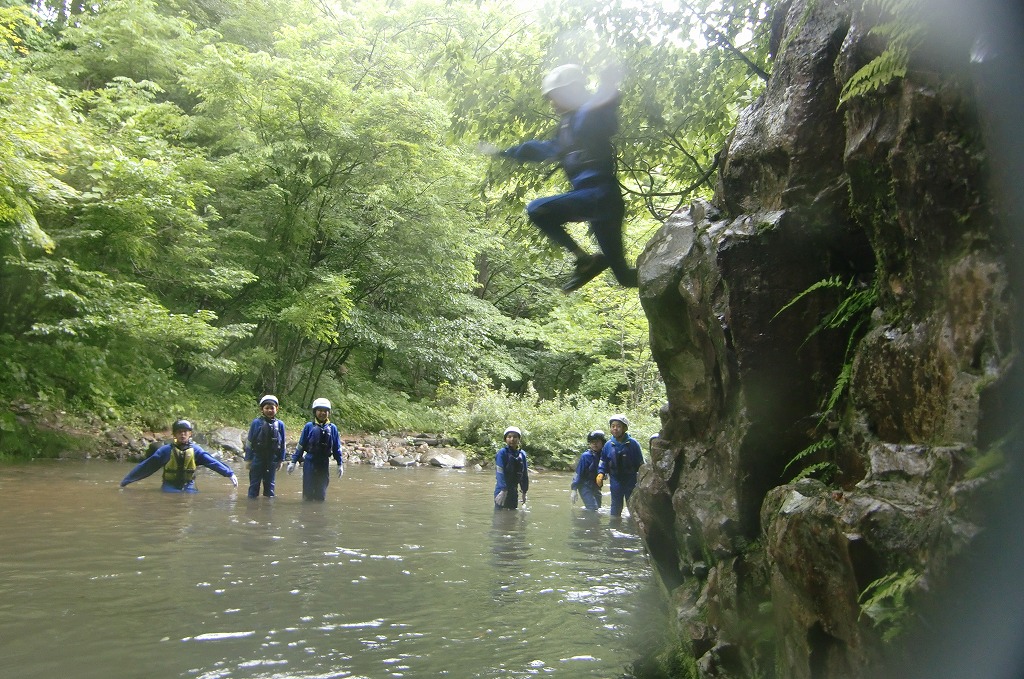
[487,63,638,293]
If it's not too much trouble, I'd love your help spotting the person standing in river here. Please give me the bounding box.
[245,395,286,498]
[119,419,238,493]
[571,430,605,510]
[287,397,343,501]
[484,63,638,293]
[597,414,644,518]
[494,426,529,510]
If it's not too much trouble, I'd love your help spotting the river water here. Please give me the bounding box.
[0,461,663,678]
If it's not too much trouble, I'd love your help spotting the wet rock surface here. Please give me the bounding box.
[634,0,1018,676]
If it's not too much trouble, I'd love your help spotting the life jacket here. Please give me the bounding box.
[304,422,333,462]
[503,448,525,487]
[163,444,197,488]
[608,438,638,477]
[252,417,282,457]
[556,103,617,182]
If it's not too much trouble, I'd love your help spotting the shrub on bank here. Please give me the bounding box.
[436,382,659,469]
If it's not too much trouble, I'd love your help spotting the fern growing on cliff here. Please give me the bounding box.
[783,436,838,483]
[775,276,879,481]
[838,0,924,105]
[859,568,922,642]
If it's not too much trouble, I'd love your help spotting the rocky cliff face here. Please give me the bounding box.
[633,1,1018,676]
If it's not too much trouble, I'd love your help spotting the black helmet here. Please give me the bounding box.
[172,419,193,433]
[587,430,607,442]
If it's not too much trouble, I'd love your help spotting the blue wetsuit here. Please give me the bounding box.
[501,85,635,286]
[245,416,285,498]
[571,448,603,510]
[598,434,644,517]
[120,442,234,493]
[494,446,529,510]
[291,420,343,501]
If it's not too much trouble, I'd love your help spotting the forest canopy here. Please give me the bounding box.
[0,0,771,463]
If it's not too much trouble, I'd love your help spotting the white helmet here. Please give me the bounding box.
[503,426,522,438]
[311,398,332,411]
[609,413,629,429]
[541,64,586,95]
[259,395,279,407]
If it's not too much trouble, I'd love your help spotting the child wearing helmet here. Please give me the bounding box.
[494,426,529,510]
[570,430,606,510]
[597,414,644,517]
[119,419,238,493]
[287,398,343,501]
[244,395,286,498]
[487,63,638,293]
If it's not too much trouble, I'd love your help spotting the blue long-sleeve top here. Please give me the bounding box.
[120,442,234,487]
[571,449,601,490]
[494,445,529,496]
[598,434,644,479]
[244,416,285,463]
[500,88,620,190]
[291,421,343,467]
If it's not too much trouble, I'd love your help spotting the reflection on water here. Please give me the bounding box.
[0,461,659,678]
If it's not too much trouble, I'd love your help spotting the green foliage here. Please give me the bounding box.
[964,442,1007,481]
[329,377,448,434]
[0,0,767,451]
[776,276,878,481]
[783,436,839,483]
[437,381,658,469]
[838,0,923,105]
[628,638,699,679]
[0,411,92,461]
[858,567,921,643]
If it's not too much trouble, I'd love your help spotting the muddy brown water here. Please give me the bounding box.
[0,460,661,678]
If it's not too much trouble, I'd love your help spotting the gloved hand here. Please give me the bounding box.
[595,473,604,488]
[494,490,507,507]
[599,61,625,88]
[230,474,238,488]
[571,489,578,505]
[476,141,501,156]
[287,462,296,474]
[337,465,344,479]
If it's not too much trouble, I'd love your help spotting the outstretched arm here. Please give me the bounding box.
[499,139,560,163]
[194,446,235,478]
[119,446,171,487]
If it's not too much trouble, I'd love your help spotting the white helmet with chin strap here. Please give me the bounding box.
[310,398,332,411]
[541,64,586,95]
[541,64,589,111]
[609,413,629,430]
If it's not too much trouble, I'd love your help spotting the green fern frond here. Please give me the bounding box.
[838,0,925,105]
[839,46,909,103]
[772,275,846,321]
[784,436,836,474]
[791,460,839,483]
[822,360,854,416]
[859,568,922,642]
